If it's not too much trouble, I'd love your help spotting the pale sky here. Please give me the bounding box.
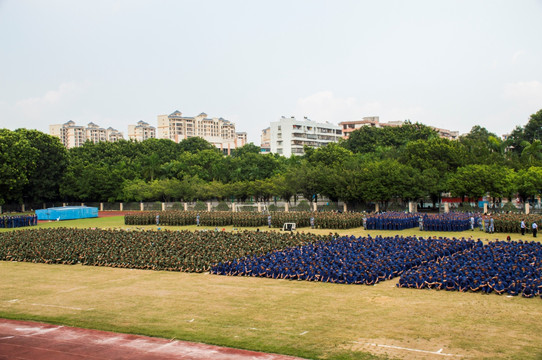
[1,0,542,144]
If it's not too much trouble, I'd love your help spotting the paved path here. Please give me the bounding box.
[0,319,305,360]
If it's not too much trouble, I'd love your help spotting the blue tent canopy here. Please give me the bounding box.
[36,206,98,221]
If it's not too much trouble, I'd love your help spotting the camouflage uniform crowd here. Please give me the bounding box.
[0,228,333,273]
[125,211,365,230]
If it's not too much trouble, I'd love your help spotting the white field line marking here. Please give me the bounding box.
[0,336,15,340]
[361,342,461,357]
[187,319,194,323]
[299,331,309,336]
[57,286,88,294]
[6,299,20,303]
[29,303,94,311]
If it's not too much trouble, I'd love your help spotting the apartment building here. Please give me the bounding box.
[269,116,342,157]
[260,127,271,153]
[339,116,459,140]
[49,121,124,149]
[157,110,246,154]
[128,120,156,142]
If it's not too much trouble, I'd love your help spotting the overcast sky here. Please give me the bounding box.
[1,0,541,144]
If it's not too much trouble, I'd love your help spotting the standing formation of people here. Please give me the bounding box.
[420,213,480,232]
[364,212,419,230]
[0,215,38,228]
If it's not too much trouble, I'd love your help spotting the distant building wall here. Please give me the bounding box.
[270,116,342,157]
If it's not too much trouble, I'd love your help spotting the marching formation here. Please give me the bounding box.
[420,213,480,232]
[125,211,365,229]
[210,235,476,284]
[364,212,420,230]
[398,240,542,298]
[0,228,333,272]
[363,212,481,232]
[0,215,38,228]
[492,213,542,234]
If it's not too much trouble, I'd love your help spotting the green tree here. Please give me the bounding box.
[515,167,542,203]
[0,129,39,204]
[343,122,437,154]
[178,137,218,153]
[521,140,542,166]
[230,143,260,157]
[14,129,68,204]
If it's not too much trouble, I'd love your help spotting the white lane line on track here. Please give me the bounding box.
[29,303,94,311]
[357,342,461,357]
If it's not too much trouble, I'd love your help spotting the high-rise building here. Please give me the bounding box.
[106,127,124,142]
[128,120,156,142]
[157,110,246,154]
[269,116,342,157]
[49,121,124,149]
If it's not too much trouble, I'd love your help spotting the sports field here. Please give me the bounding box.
[1,216,541,359]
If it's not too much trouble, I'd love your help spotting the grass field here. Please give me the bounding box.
[1,215,542,359]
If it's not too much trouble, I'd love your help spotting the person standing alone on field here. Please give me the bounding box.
[532,221,538,237]
[521,219,526,235]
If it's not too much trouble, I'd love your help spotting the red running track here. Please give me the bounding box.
[0,319,305,360]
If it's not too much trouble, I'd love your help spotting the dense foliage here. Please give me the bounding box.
[2,108,542,208]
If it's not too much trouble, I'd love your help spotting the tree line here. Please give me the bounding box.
[1,109,542,209]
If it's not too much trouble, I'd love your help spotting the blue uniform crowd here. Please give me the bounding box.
[420,213,480,232]
[364,212,419,230]
[0,215,38,228]
[363,212,481,232]
[210,235,476,285]
[398,240,542,298]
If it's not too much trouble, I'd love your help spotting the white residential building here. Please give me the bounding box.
[157,110,246,154]
[269,116,342,157]
[128,120,156,142]
[50,121,124,149]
